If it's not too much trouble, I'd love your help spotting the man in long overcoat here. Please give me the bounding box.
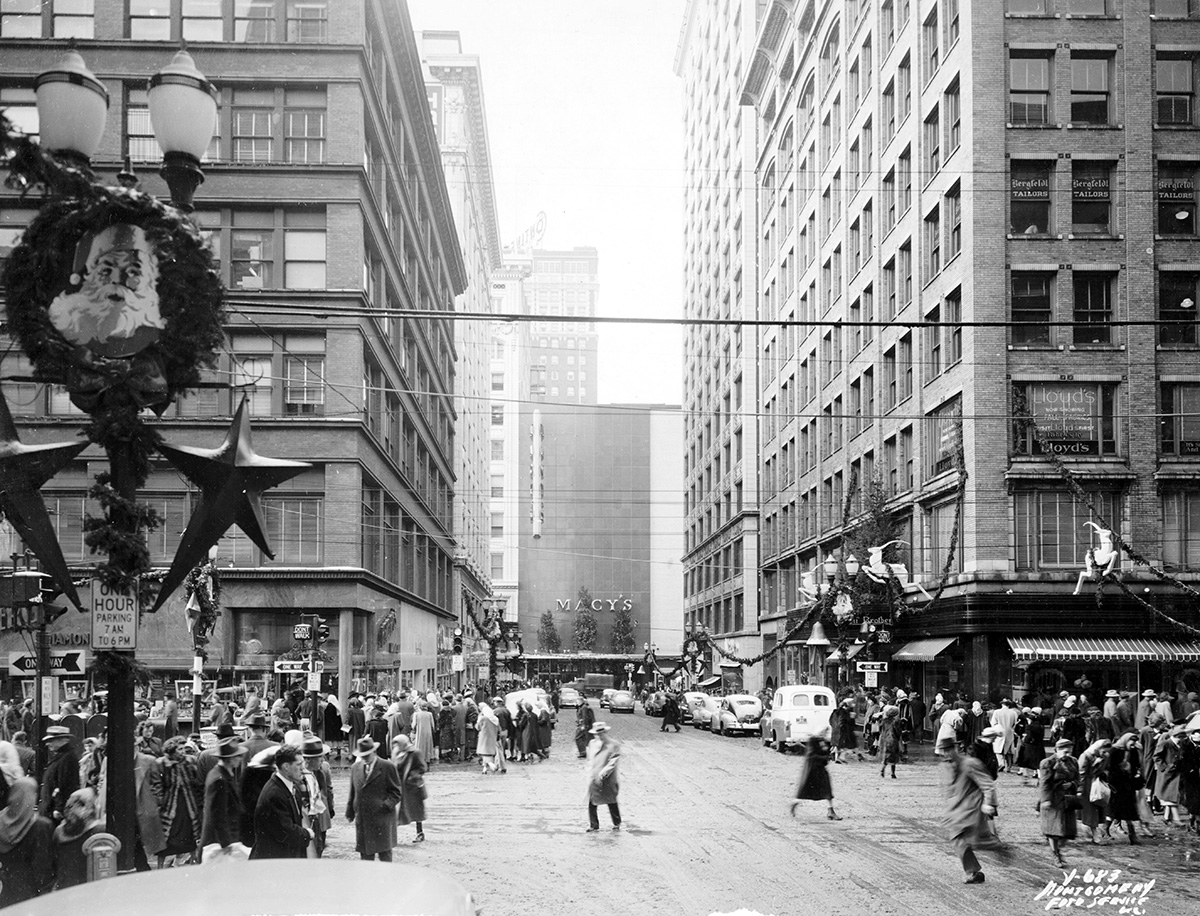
[584,722,622,831]
[939,737,1010,884]
[345,736,403,861]
[575,701,596,758]
[200,735,246,856]
[249,745,312,859]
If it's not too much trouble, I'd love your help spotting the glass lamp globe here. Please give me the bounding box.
[147,49,217,161]
[35,50,109,164]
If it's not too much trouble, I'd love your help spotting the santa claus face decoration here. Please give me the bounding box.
[48,222,166,359]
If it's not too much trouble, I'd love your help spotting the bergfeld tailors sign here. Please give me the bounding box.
[1073,173,1110,199]
[1011,174,1050,198]
[1158,175,1195,202]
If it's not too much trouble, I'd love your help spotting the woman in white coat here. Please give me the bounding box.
[475,703,504,775]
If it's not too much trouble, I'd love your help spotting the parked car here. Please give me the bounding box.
[712,694,764,736]
[558,686,584,708]
[761,684,837,752]
[600,688,617,709]
[643,690,668,716]
[609,689,636,714]
[692,694,721,730]
[680,691,708,723]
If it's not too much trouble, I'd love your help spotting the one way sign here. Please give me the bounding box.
[8,651,88,677]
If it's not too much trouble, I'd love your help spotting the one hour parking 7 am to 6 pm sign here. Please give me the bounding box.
[92,581,137,650]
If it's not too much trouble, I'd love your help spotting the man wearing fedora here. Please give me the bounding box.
[346,736,403,861]
[249,744,313,859]
[197,722,241,782]
[200,727,246,858]
[39,726,79,823]
[243,713,277,759]
[584,721,622,832]
[302,736,334,857]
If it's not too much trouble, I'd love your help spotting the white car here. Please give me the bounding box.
[761,685,836,752]
[712,694,764,736]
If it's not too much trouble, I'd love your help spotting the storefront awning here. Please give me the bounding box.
[698,675,722,688]
[1008,637,1200,663]
[893,637,957,662]
[825,643,866,664]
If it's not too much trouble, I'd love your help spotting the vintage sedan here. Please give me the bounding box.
[680,691,709,723]
[643,690,669,716]
[609,689,636,713]
[599,687,617,709]
[558,686,584,708]
[761,684,837,751]
[712,694,764,736]
[691,694,722,730]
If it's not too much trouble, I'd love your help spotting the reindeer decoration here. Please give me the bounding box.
[863,540,933,600]
[1072,522,1118,595]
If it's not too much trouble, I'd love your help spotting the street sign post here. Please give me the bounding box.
[864,671,878,688]
[306,671,322,692]
[856,661,888,673]
[91,581,137,650]
[9,651,88,677]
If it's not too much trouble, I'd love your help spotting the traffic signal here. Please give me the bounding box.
[36,582,68,626]
[292,623,312,642]
[315,619,331,645]
[452,627,463,654]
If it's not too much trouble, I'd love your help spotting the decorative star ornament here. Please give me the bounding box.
[153,397,310,611]
[0,393,87,609]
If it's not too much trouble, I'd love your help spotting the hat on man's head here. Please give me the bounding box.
[1060,691,1070,698]
[1063,697,1076,708]
[353,736,378,757]
[301,737,326,758]
[247,713,267,728]
[1105,689,1120,698]
[1142,689,1157,698]
[214,722,237,743]
[216,739,246,758]
[589,721,611,735]
[1055,738,1074,750]
[42,725,72,743]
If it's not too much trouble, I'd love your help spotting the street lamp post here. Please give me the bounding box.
[28,48,217,871]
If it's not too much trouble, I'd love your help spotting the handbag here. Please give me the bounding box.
[1089,778,1111,806]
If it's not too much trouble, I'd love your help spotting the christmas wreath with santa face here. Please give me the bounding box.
[2,185,224,416]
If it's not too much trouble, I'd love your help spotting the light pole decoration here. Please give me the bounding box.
[2,49,308,870]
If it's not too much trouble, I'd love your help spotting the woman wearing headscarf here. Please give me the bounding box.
[830,698,860,764]
[0,777,54,905]
[1016,707,1047,783]
[536,700,553,757]
[928,693,949,739]
[156,735,203,868]
[323,693,344,756]
[390,735,427,843]
[1077,738,1112,843]
[52,787,104,889]
[1038,738,1081,868]
[1104,733,1143,845]
[963,701,987,746]
[436,698,456,763]
[412,701,436,763]
[877,705,904,779]
[790,735,840,820]
[936,706,964,757]
[475,702,503,775]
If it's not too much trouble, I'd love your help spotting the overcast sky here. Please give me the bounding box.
[409,0,686,406]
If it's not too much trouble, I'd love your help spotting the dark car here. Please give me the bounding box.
[644,690,668,716]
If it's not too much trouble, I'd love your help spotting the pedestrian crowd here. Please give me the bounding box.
[788,682,1200,887]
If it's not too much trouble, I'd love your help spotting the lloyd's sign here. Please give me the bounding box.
[1028,382,1103,455]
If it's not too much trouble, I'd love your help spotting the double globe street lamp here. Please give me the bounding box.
[22,46,217,871]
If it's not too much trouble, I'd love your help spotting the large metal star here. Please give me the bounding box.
[0,393,87,609]
[153,398,310,611]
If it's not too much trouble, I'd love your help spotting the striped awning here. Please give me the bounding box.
[825,643,866,664]
[1008,637,1200,663]
[892,637,957,662]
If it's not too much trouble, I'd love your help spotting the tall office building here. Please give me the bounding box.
[420,30,503,645]
[677,1,764,691]
[0,0,467,703]
[526,247,600,406]
[739,0,1200,702]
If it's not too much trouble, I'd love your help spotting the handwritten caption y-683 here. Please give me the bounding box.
[1034,868,1156,913]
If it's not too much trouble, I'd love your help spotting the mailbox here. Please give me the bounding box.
[83,833,122,881]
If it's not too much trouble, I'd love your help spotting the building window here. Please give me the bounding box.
[230,341,273,415]
[1157,55,1196,126]
[182,0,223,41]
[899,147,912,213]
[129,0,170,39]
[1071,54,1112,125]
[284,88,326,163]
[1011,272,1053,345]
[928,497,963,575]
[1010,53,1052,125]
[923,8,939,83]
[944,79,961,154]
[1008,0,1047,11]
[1161,383,1200,456]
[899,55,912,122]
[490,552,504,578]
[125,89,158,163]
[1072,272,1114,345]
[1072,161,1112,235]
[899,241,912,309]
[283,211,325,288]
[53,0,94,37]
[1012,381,1118,456]
[490,475,503,498]
[1158,163,1197,235]
[924,205,941,277]
[1070,0,1108,12]
[491,405,504,425]
[236,0,276,41]
[1164,491,1200,571]
[924,105,940,175]
[233,89,274,162]
[1015,490,1119,570]
[945,184,962,260]
[1153,0,1191,16]
[283,343,324,415]
[925,305,942,380]
[287,0,326,41]
[1160,272,1199,345]
[945,287,963,366]
[1011,161,1052,235]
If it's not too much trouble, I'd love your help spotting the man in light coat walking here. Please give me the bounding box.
[346,736,403,861]
[585,722,622,832]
